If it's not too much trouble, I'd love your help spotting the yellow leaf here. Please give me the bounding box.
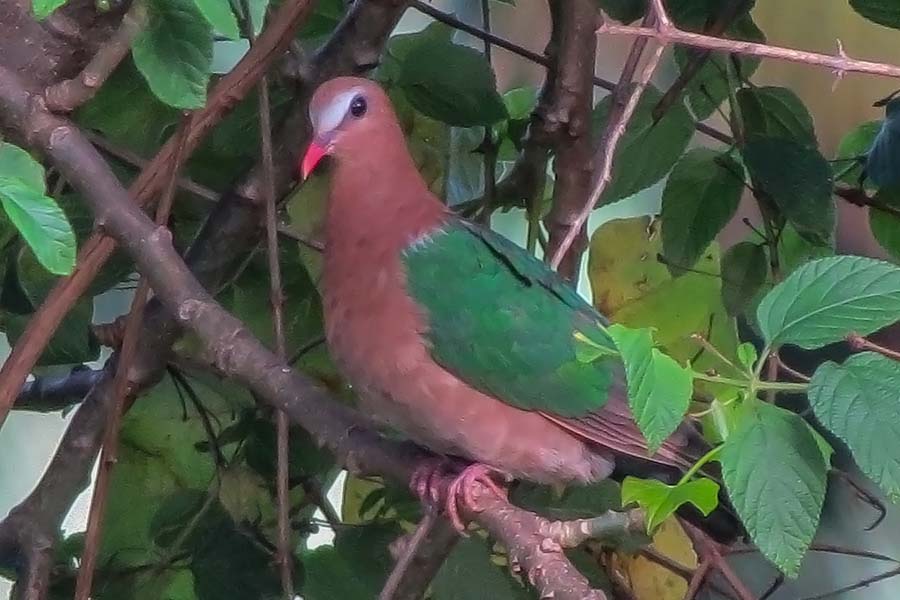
[616,518,698,600]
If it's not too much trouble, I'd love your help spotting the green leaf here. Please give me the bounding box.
[756,255,900,349]
[672,15,764,120]
[743,137,835,245]
[0,142,45,189]
[398,37,507,126]
[622,476,720,532]
[607,324,693,452]
[809,352,900,501]
[5,296,97,365]
[869,188,900,260]
[133,0,213,109]
[0,177,76,275]
[32,0,67,19]
[850,0,900,29]
[736,342,758,373]
[193,0,240,39]
[721,402,827,576]
[433,537,532,600]
[661,149,744,272]
[721,241,768,316]
[738,86,817,147]
[595,0,646,23]
[833,120,880,185]
[592,85,695,204]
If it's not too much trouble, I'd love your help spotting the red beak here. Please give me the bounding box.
[300,141,328,180]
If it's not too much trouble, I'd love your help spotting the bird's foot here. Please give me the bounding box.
[445,463,508,534]
[409,456,450,508]
[409,459,509,534]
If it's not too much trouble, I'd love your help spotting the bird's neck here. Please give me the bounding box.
[325,152,448,260]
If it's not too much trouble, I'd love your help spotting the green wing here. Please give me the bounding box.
[402,218,618,417]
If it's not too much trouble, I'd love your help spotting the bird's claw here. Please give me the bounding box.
[409,460,509,534]
[445,463,508,534]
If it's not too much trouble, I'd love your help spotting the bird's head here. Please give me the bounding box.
[300,76,400,180]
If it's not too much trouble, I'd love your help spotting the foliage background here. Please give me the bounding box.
[3,0,900,598]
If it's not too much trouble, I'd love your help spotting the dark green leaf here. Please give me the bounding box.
[133,0,213,109]
[721,401,827,576]
[595,0,646,23]
[721,241,767,316]
[433,537,532,600]
[738,86,817,147]
[398,37,507,126]
[608,324,693,452]
[850,0,900,29]
[193,0,240,39]
[743,137,835,245]
[622,476,720,531]
[0,176,76,275]
[76,60,180,155]
[672,15,764,120]
[757,255,900,349]
[5,297,97,365]
[870,206,900,261]
[299,0,346,40]
[32,0,67,19]
[302,546,376,600]
[592,85,695,203]
[661,148,744,272]
[834,120,880,185]
[809,352,900,501]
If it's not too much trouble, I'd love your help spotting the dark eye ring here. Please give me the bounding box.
[349,95,367,118]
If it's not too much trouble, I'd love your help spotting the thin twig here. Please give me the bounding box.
[847,333,900,361]
[548,6,667,270]
[379,511,438,600]
[44,1,148,112]
[800,566,900,600]
[73,117,191,600]
[240,0,295,593]
[0,0,318,429]
[598,17,900,81]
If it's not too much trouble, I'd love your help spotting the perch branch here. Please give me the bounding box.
[43,0,148,113]
[0,57,628,599]
[0,0,318,429]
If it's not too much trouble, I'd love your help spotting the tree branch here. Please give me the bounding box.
[598,15,900,81]
[0,53,629,600]
[384,515,459,600]
[43,0,148,113]
[548,4,667,270]
[541,0,598,280]
[0,2,409,596]
[0,0,320,428]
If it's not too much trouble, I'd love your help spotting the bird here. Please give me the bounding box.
[300,76,734,537]
[865,91,900,188]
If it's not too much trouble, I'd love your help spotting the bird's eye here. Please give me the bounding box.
[349,95,367,118]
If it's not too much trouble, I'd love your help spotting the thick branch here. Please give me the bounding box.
[542,0,598,280]
[0,1,408,595]
[0,55,619,600]
[548,8,667,270]
[0,0,319,429]
[43,0,148,113]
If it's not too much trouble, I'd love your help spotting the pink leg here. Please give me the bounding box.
[444,464,508,534]
[409,456,451,507]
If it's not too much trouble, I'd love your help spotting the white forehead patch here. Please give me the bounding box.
[313,89,361,134]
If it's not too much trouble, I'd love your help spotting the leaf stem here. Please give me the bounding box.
[678,445,723,486]
[692,370,807,392]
